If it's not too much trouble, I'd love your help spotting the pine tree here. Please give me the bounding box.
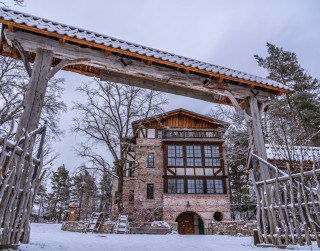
[255,43,320,146]
[255,43,320,171]
[50,164,71,222]
[98,172,113,215]
[33,183,50,222]
[71,169,99,220]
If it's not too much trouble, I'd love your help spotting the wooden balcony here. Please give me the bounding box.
[163,129,224,139]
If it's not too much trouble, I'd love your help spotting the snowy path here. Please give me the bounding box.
[19,223,317,251]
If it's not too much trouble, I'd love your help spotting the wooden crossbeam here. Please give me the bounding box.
[2,29,273,105]
[0,21,292,95]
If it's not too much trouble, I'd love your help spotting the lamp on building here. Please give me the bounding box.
[187,201,190,207]
[78,180,86,221]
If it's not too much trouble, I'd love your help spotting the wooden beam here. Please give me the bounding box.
[104,49,111,56]
[3,29,271,104]
[100,70,219,103]
[0,20,292,95]
[59,36,66,45]
[7,25,17,33]
[142,59,152,66]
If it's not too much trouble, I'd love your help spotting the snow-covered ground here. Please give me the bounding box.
[19,223,318,251]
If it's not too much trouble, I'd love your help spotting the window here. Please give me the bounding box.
[129,190,134,204]
[187,179,204,194]
[129,162,135,177]
[206,179,215,194]
[206,179,224,194]
[187,179,195,193]
[157,129,163,138]
[168,178,184,194]
[147,184,154,199]
[204,145,221,166]
[186,145,202,166]
[148,153,154,168]
[188,179,204,194]
[214,212,223,222]
[214,179,224,194]
[195,179,204,193]
[168,145,184,166]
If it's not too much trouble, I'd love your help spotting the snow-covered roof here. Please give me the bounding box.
[266,144,320,162]
[0,8,292,93]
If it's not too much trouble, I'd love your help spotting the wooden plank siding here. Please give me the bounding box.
[133,109,226,131]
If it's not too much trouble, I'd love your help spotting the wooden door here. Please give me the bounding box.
[177,214,194,234]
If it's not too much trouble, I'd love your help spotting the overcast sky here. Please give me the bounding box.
[5,0,320,173]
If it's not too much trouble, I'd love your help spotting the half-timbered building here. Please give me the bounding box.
[112,109,231,234]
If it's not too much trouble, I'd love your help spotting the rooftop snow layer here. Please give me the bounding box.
[0,8,292,92]
[266,144,320,162]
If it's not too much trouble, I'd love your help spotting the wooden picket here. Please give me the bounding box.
[251,152,320,247]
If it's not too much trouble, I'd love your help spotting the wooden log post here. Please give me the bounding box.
[0,44,89,246]
[15,48,53,140]
[245,95,270,180]
[224,91,270,180]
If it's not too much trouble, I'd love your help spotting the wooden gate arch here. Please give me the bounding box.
[0,7,292,246]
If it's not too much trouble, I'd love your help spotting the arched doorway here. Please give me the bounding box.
[176,212,204,235]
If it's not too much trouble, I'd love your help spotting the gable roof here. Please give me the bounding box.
[132,108,229,129]
[0,7,293,99]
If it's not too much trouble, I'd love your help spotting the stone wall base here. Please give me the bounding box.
[61,221,177,234]
[209,221,257,236]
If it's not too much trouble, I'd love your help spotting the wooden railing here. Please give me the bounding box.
[163,129,223,139]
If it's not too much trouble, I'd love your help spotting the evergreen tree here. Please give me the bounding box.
[255,43,320,171]
[255,43,320,147]
[33,183,49,222]
[50,164,71,222]
[72,169,99,220]
[98,172,113,216]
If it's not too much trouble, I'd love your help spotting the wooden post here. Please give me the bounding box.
[224,91,270,180]
[245,95,270,180]
[15,48,53,140]
[0,45,90,246]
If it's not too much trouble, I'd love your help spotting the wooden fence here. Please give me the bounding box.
[0,123,47,247]
[251,152,320,247]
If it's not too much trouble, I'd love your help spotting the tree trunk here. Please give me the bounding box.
[117,163,124,212]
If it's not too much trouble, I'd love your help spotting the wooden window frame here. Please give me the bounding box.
[163,142,227,194]
[147,152,154,168]
[129,162,135,177]
[157,129,163,138]
[147,184,154,199]
[129,190,134,204]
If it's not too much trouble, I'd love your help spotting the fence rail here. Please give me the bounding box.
[251,151,320,248]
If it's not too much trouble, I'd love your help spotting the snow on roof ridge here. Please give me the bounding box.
[0,8,292,92]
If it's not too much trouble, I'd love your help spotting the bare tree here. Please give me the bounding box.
[0,56,67,139]
[72,79,167,211]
